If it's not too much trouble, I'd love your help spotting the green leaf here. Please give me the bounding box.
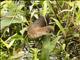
[8,40,15,48]
[1,16,26,30]
[40,36,61,60]
[76,13,80,25]
[67,2,74,7]
[20,27,28,35]
[17,5,24,10]
[51,17,66,37]
[31,10,38,18]
[10,51,25,59]
[40,36,50,60]
[42,1,48,16]
[31,48,39,60]
[0,38,15,49]
[67,1,80,9]
[6,33,24,41]
[49,36,61,52]
[0,33,24,49]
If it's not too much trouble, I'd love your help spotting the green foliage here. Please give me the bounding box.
[0,0,80,60]
[1,1,26,30]
[40,36,61,60]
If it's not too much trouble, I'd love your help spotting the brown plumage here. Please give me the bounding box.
[27,16,53,39]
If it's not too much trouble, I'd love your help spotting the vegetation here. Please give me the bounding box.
[0,0,80,60]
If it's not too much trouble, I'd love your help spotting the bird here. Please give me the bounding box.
[27,15,53,39]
